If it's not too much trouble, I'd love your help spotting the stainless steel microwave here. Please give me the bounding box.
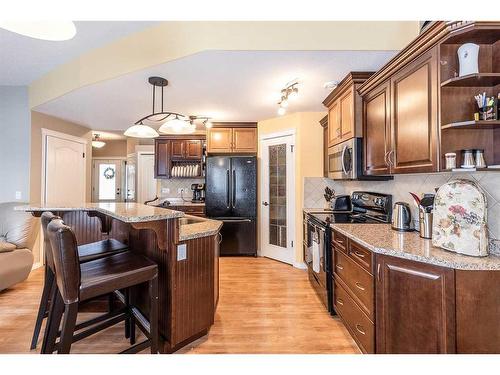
[327,138,392,180]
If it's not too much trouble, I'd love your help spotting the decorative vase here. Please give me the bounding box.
[457,43,479,77]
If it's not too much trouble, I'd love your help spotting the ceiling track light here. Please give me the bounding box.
[124,77,214,137]
[277,81,299,116]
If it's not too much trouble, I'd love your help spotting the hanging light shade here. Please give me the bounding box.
[91,134,106,148]
[125,77,211,137]
[0,21,76,41]
[124,123,159,138]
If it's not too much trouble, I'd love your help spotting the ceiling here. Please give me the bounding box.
[0,21,157,85]
[35,49,397,130]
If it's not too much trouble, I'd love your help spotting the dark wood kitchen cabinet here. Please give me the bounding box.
[154,135,205,179]
[375,254,456,354]
[323,72,372,148]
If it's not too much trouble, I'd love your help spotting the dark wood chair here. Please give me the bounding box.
[31,212,129,350]
[43,217,159,354]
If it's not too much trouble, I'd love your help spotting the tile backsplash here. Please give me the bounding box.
[158,178,204,200]
[304,171,500,240]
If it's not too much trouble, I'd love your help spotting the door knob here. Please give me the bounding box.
[262,201,269,206]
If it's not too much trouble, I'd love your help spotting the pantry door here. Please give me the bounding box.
[259,131,295,265]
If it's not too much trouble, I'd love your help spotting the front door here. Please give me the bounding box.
[260,133,295,265]
[92,159,123,202]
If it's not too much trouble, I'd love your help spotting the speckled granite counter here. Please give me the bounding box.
[332,223,500,271]
[178,215,223,241]
[17,202,184,223]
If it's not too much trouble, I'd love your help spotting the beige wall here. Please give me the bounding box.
[258,112,325,266]
[30,111,93,204]
[92,139,127,158]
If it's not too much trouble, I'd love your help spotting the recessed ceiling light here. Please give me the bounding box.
[0,21,76,41]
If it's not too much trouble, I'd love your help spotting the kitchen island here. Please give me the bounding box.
[18,203,222,353]
[331,223,500,354]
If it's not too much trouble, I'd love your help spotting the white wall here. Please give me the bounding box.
[0,86,30,202]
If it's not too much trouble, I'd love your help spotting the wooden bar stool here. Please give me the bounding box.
[30,212,129,350]
[44,218,159,354]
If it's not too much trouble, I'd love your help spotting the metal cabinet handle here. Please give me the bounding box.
[217,233,223,244]
[353,250,365,258]
[377,263,381,281]
[337,298,344,306]
[355,282,365,291]
[336,264,344,270]
[355,324,366,335]
[388,149,395,166]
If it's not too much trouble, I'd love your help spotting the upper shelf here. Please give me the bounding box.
[441,73,500,88]
[442,120,500,130]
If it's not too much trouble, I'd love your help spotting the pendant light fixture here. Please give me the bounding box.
[125,77,213,138]
[91,134,106,148]
[0,21,76,41]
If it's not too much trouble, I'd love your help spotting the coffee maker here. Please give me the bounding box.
[191,183,205,202]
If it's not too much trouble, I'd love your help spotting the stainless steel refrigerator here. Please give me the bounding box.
[205,156,257,256]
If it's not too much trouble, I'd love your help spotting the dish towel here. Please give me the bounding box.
[312,240,320,273]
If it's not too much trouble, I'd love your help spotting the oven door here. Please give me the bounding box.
[327,138,358,180]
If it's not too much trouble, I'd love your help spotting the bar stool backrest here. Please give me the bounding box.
[40,212,60,273]
[47,219,81,304]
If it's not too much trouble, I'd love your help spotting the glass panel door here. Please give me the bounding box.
[269,144,287,248]
[92,159,123,202]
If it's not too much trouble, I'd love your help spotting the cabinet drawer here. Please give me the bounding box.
[332,230,347,251]
[348,240,373,273]
[334,279,374,353]
[334,249,374,319]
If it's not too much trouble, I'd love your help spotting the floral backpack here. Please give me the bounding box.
[432,179,489,257]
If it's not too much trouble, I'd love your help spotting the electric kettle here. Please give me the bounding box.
[391,202,413,231]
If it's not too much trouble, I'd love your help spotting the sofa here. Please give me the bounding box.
[0,202,35,292]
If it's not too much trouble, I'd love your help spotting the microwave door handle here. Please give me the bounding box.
[341,145,348,175]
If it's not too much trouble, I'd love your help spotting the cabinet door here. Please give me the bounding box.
[184,140,203,159]
[154,139,170,178]
[170,140,185,159]
[390,47,438,174]
[323,123,328,177]
[340,89,354,140]
[363,81,391,175]
[207,128,233,153]
[232,128,257,153]
[328,101,341,147]
[376,255,456,354]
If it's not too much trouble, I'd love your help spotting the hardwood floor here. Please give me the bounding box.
[0,257,358,354]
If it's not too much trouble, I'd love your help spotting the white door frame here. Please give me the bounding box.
[91,158,126,202]
[41,128,87,204]
[259,129,296,266]
[137,151,157,204]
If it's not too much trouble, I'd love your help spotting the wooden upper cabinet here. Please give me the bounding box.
[376,254,456,354]
[207,124,257,154]
[232,128,257,153]
[155,139,170,178]
[170,140,185,159]
[184,140,203,159]
[363,80,391,176]
[390,47,438,174]
[323,72,373,147]
[327,101,341,147]
[340,89,354,139]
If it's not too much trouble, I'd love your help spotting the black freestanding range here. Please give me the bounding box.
[205,156,257,256]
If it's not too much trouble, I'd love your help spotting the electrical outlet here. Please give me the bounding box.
[15,191,22,200]
[177,244,187,261]
[162,188,170,194]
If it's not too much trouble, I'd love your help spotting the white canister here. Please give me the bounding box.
[457,43,479,77]
[445,152,457,169]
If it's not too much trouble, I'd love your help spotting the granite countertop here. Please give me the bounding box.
[178,215,223,241]
[332,223,500,271]
[17,202,184,223]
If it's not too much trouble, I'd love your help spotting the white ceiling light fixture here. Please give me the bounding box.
[0,21,76,41]
[127,76,212,137]
[277,80,299,116]
[91,133,106,148]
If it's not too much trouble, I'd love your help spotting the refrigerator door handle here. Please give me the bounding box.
[221,218,252,223]
[232,170,236,208]
[226,169,230,209]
